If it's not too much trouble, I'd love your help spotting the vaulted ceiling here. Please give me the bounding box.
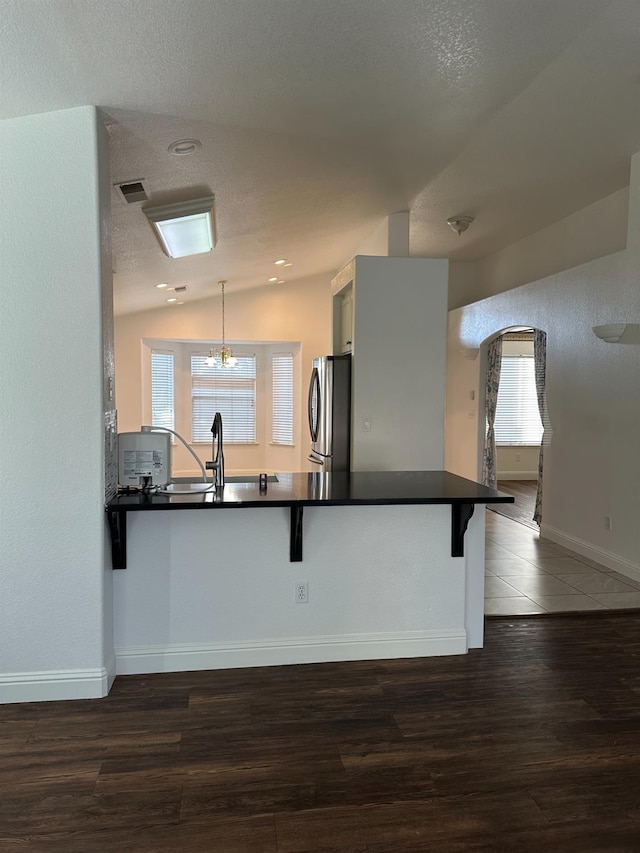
[3,0,640,314]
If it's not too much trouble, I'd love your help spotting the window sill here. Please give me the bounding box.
[496,443,540,448]
[191,441,260,447]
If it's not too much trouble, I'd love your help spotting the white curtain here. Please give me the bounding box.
[482,336,503,489]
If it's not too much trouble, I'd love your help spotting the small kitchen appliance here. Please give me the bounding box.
[118,430,171,488]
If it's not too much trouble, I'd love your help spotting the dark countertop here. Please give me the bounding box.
[107,470,514,513]
[106,471,514,567]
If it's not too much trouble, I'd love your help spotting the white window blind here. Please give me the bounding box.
[191,354,256,443]
[272,353,294,445]
[151,351,175,432]
[494,356,543,445]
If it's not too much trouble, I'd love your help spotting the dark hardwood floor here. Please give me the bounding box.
[3,615,640,851]
[491,480,538,529]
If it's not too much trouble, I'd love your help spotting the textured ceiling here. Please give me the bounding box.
[3,0,640,314]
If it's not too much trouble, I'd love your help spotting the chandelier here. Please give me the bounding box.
[205,280,237,368]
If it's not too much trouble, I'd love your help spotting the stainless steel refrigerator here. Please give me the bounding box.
[307,354,351,471]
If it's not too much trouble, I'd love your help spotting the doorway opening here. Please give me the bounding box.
[482,327,549,531]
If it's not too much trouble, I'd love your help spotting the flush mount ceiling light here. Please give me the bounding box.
[274,258,287,265]
[447,215,474,236]
[155,282,168,289]
[143,196,215,258]
[168,138,202,156]
[268,276,278,282]
[206,280,237,368]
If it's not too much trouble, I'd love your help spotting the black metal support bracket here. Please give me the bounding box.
[108,499,477,567]
[107,510,127,570]
[451,503,475,557]
[290,505,304,562]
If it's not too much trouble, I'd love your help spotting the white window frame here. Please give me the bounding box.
[143,339,296,449]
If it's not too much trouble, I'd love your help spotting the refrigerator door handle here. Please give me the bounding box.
[307,452,326,466]
[308,367,320,443]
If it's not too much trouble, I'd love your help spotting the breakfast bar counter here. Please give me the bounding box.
[107,470,513,568]
[109,471,512,676]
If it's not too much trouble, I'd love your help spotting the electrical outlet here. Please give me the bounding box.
[604,515,613,532]
[295,581,309,603]
[515,453,521,462]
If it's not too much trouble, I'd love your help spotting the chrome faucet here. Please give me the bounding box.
[209,412,225,489]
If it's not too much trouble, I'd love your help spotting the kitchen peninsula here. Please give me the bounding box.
[108,471,512,676]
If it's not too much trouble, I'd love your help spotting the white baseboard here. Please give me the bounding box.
[105,650,117,693]
[497,471,538,480]
[116,629,468,675]
[541,523,640,582]
[0,665,113,705]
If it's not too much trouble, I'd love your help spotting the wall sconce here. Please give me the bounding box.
[143,196,215,258]
[593,324,640,344]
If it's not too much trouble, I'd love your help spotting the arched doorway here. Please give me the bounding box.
[481,326,550,530]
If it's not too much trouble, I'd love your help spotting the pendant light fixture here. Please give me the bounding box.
[206,280,237,368]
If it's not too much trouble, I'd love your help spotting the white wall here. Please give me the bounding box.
[335,256,449,471]
[115,273,332,475]
[496,446,539,480]
[351,256,448,470]
[448,187,629,309]
[350,212,410,258]
[445,155,640,579]
[0,107,113,702]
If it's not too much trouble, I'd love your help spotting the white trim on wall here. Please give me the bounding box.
[0,661,115,704]
[115,630,468,675]
[541,524,640,583]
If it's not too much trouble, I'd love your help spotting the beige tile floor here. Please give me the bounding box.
[485,509,640,615]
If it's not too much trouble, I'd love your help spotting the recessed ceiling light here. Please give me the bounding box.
[176,301,184,305]
[274,258,287,265]
[283,262,293,267]
[268,276,278,282]
[156,283,168,289]
[166,297,177,303]
[168,138,202,156]
[277,279,285,284]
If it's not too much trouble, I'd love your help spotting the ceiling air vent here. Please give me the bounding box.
[175,285,187,292]
[114,180,149,204]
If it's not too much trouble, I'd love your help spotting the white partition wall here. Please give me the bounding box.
[333,256,449,471]
[0,106,114,702]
